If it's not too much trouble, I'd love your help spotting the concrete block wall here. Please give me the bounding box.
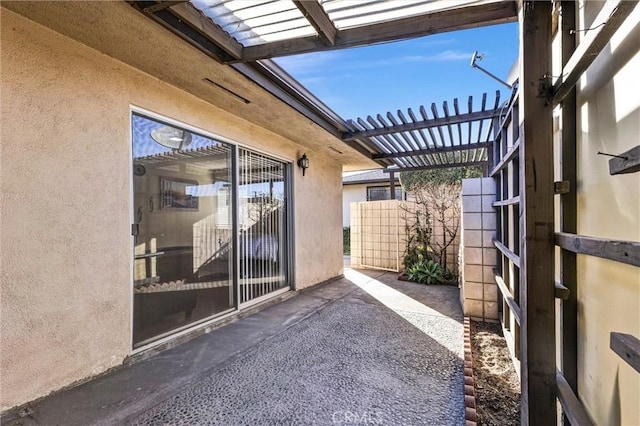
[350,200,403,272]
[350,199,460,273]
[460,178,498,321]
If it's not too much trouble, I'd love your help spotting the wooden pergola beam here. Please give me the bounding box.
[293,0,337,46]
[166,2,244,60]
[519,1,556,424]
[389,171,396,200]
[552,0,638,104]
[343,110,498,141]
[344,139,394,167]
[382,161,486,173]
[131,1,235,63]
[141,1,186,14]
[372,142,491,159]
[238,1,517,62]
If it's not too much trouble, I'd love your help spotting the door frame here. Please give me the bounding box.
[128,105,295,354]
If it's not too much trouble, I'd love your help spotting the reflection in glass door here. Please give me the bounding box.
[131,113,235,348]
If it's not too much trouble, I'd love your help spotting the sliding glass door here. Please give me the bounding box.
[131,112,290,348]
[238,149,289,304]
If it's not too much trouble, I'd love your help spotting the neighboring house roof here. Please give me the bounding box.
[342,169,400,186]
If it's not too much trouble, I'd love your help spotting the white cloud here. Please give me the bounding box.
[299,76,329,85]
[325,50,474,70]
[418,37,457,47]
[274,49,473,84]
[397,50,473,63]
[432,50,473,61]
[273,51,345,75]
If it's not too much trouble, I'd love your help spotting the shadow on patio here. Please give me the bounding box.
[4,268,464,426]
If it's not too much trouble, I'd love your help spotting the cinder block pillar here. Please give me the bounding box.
[460,178,498,321]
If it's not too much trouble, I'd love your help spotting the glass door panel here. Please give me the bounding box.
[238,149,289,303]
[131,113,235,348]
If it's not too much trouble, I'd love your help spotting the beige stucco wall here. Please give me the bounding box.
[295,153,344,289]
[342,184,368,227]
[342,182,404,227]
[1,8,343,411]
[568,3,640,424]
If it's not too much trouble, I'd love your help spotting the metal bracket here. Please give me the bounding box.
[606,146,640,175]
[555,281,570,300]
[554,181,570,194]
[540,75,554,104]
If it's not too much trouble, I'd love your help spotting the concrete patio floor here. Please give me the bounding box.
[3,269,465,426]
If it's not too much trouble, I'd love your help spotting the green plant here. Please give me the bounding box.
[399,166,482,188]
[399,166,479,273]
[402,209,434,269]
[442,268,458,282]
[343,227,350,255]
[406,260,445,285]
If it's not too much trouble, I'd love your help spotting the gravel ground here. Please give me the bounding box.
[470,321,520,425]
[128,275,465,425]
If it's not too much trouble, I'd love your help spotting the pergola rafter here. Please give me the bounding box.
[292,0,337,46]
[343,109,497,141]
[240,1,518,62]
[344,91,505,172]
[131,1,518,63]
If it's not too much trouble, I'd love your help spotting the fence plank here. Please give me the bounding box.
[555,232,640,267]
[610,333,640,373]
[560,0,579,403]
[493,196,520,207]
[490,138,520,176]
[494,239,520,266]
[495,273,522,325]
[556,372,595,426]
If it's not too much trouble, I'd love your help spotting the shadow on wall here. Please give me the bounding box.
[574,3,640,425]
[607,369,621,425]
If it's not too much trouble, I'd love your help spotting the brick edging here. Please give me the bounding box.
[463,317,478,425]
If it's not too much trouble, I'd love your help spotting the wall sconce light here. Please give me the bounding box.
[297,153,309,176]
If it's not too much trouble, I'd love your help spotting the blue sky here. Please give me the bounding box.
[274,22,519,121]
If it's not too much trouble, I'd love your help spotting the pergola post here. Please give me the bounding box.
[389,171,396,200]
[560,0,578,399]
[518,1,556,424]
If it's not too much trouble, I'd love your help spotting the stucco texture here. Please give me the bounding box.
[1,8,344,410]
[342,184,368,227]
[571,3,640,425]
[294,154,344,289]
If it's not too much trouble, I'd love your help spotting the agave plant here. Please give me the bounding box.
[406,260,445,285]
